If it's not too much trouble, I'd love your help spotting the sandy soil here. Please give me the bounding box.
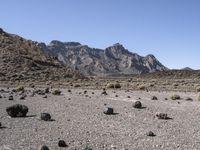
[0,88,200,150]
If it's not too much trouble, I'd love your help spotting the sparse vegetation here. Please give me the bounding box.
[198,94,200,101]
[52,89,61,95]
[106,83,121,89]
[196,86,200,92]
[15,86,25,92]
[138,85,146,90]
[171,94,181,100]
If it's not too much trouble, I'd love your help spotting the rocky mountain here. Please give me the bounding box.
[0,28,82,82]
[42,41,168,75]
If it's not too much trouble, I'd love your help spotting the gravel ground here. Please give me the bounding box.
[0,88,200,150]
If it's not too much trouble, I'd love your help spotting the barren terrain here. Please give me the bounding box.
[0,83,200,150]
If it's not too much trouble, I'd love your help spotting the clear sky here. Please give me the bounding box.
[0,0,200,69]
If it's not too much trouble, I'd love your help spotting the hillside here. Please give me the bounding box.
[0,28,83,82]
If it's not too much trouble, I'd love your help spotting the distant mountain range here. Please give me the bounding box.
[40,41,168,75]
[0,27,170,78]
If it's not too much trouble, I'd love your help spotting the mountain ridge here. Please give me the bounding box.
[41,41,168,75]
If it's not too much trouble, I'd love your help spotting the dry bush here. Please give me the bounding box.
[171,94,181,100]
[52,89,61,95]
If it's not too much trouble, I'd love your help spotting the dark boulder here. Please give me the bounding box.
[41,113,51,121]
[6,104,28,117]
[133,101,142,109]
[104,107,114,115]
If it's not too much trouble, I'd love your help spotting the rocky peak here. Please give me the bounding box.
[49,40,65,47]
[64,42,82,47]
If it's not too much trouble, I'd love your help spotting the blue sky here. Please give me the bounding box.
[0,0,200,69]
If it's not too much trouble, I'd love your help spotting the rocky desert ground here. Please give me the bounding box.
[1,77,200,150]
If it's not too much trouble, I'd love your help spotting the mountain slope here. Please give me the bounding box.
[0,28,82,81]
[42,41,168,75]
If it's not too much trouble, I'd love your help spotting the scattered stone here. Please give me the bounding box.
[84,146,92,150]
[0,122,1,127]
[84,90,87,94]
[8,95,14,100]
[133,101,142,109]
[38,145,50,150]
[151,96,158,100]
[6,104,28,117]
[41,113,51,121]
[19,95,26,100]
[165,98,168,100]
[58,140,68,147]
[127,96,131,98]
[91,92,94,94]
[0,95,2,98]
[43,95,47,98]
[186,97,193,101]
[68,89,71,93]
[104,107,114,115]
[156,112,168,119]
[44,88,49,93]
[115,95,118,97]
[52,90,61,95]
[101,91,108,95]
[146,131,156,136]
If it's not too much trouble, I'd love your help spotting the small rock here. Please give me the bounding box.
[43,95,47,98]
[133,101,142,109]
[186,97,193,101]
[38,145,50,150]
[104,107,114,115]
[58,140,68,147]
[6,104,28,117]
[84,90,87,94]
[101,91,108,95]
[0,95,2,98]
[41,113,51,121]
[156,112,168,119]
[8,95,14,100]
[84,146,92,150]
[44,88,50,93]
[151,96,158,100]
[19,95,26,100]
[0,122,1,127]
[146,131,156,136]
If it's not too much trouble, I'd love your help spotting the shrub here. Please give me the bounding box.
[106,83,121,89]
[15,86,24,92]
[171,94,181,100]
[106,83,115,88]
[115,83,121,88]
[52,89,61,95]
[198,94,200,101]
[196,86,200,92]
[138,85,146,90]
